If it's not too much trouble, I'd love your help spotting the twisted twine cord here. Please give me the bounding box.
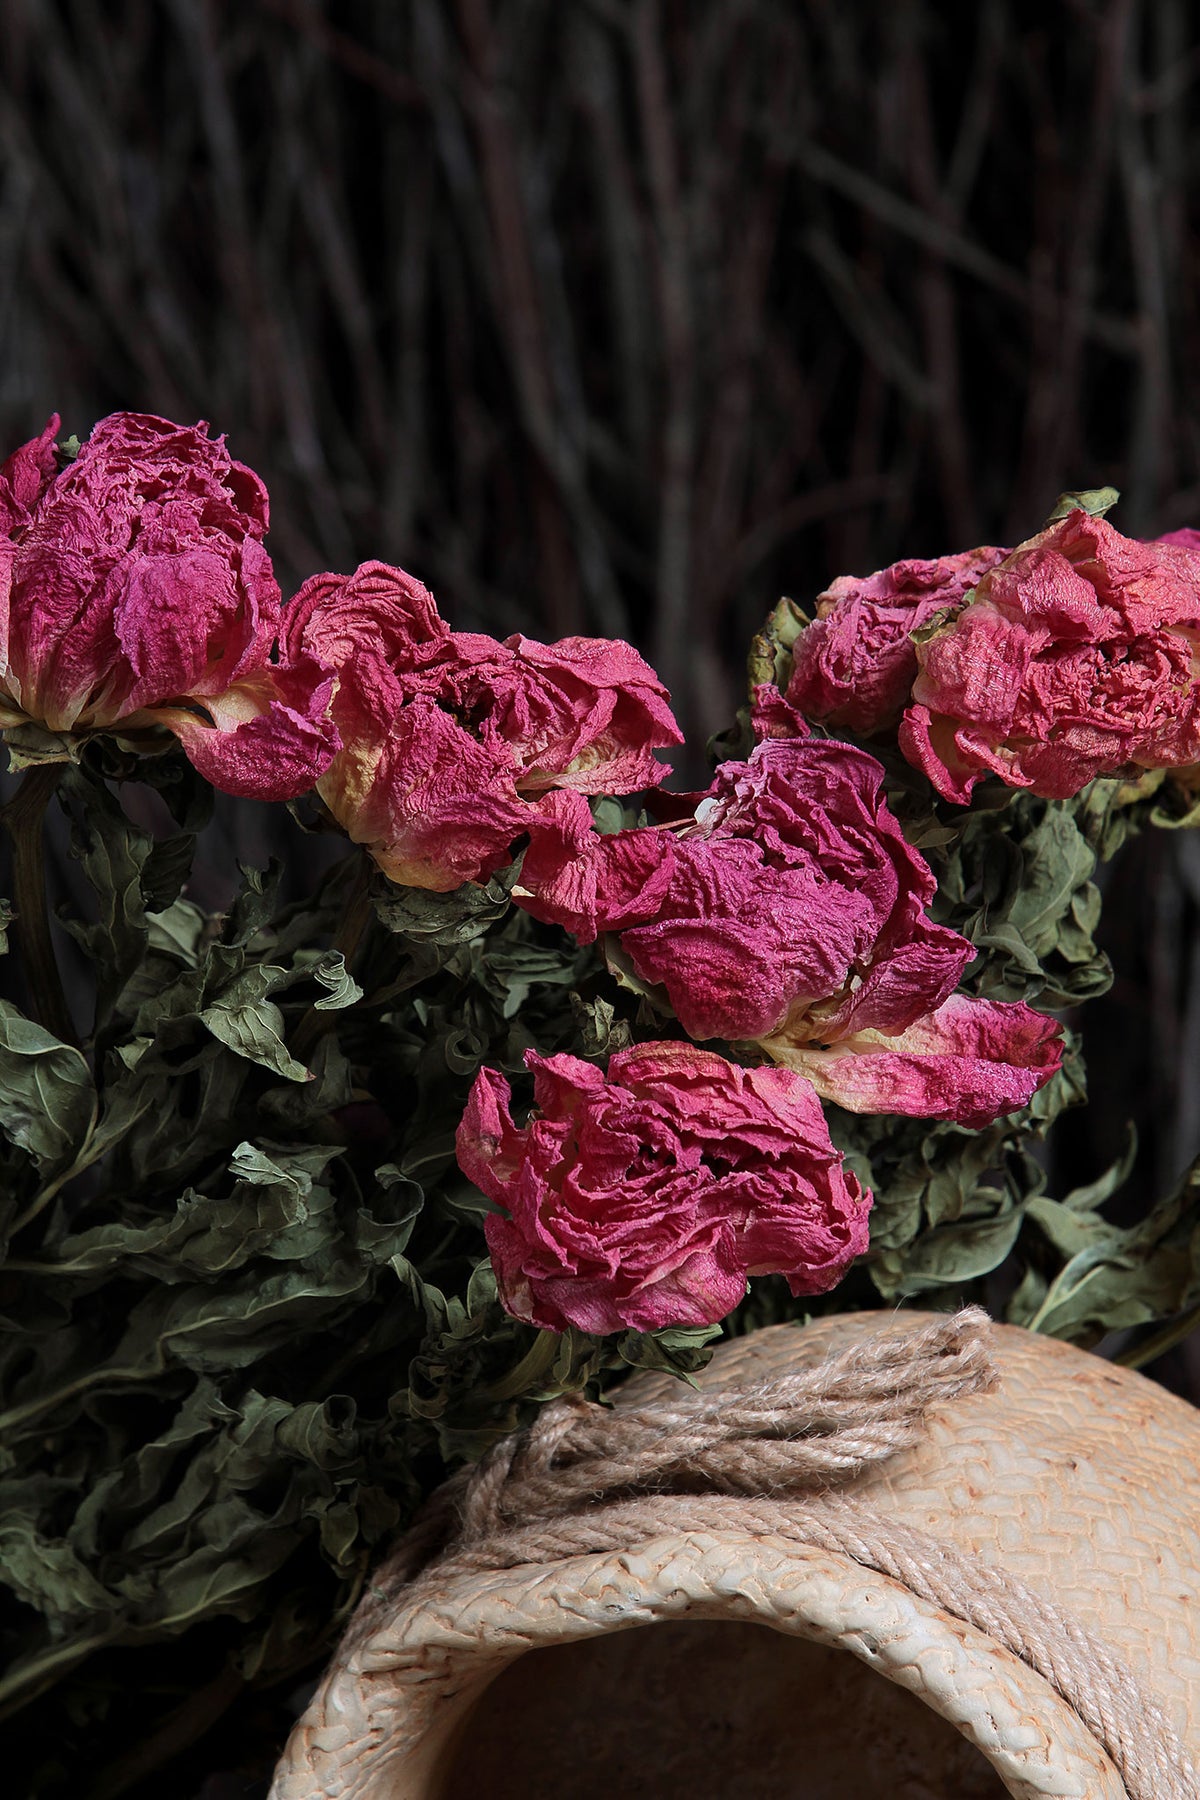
[459,1304,998,1531]
[362,1309,1198,1800]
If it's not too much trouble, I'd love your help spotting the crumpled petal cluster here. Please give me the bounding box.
[284,560,682,890]
[899,511,1200,802]
[788,544,1007,734]
[456,1043,871,1332]
[0,412,338,798]
[517,735,1062,1126]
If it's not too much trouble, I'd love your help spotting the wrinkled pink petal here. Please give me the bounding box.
[336,697,533,891]
[458,1043,871,1333]
[284,560,447,738]
[817,913,973,1038]
[493,633,683,792]
[8,507,129,726]
[617,738,968,1044]
[516,791,678,942]
[163,657,339,801]
[114,544,269,715]
[898,704,1005,804]
[787,544,1007,734]
[287,559,681,891]
[762,991,1062,1127]
[457,1063,530,1187]
[0,415,60,535]
[749,683,811,741]
[619,835,870,1040]
[515,730,1058,1130]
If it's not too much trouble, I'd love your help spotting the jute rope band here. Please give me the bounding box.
[356,1309,1199,1800]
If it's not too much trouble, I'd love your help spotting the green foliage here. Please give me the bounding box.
[822,1044,1087,1310]
[0,764,645,1787]
[0,1004,94,1177]
[928,795,1111,1008]
[1013,1148,1200,1340]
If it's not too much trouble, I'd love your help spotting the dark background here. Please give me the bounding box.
[2,6,1199,1373]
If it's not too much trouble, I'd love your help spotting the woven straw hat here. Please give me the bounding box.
[271,1312,1200,1799]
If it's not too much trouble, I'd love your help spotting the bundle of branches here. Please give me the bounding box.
[1,0,1198,744]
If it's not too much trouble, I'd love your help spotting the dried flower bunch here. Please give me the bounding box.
[3,416,1200,1791]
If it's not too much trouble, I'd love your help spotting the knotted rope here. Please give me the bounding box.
[364,1309,1197,1800]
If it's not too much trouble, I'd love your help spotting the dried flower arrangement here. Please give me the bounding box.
[2,416,1198,1794]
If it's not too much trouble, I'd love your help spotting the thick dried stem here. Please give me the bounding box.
[2,763,76,1046]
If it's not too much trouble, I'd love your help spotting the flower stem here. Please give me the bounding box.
[1113,1302,1200,1370]
[480,1328,562,1402]
[1,764,76,1045]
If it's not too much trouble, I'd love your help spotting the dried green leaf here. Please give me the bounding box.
[0,1513,119,1622]
[1015,1156,1200,1340]
[745,594,807,692]
[258,1033,355,1131]
[139,832,196,914]
[305,951,364,1011]
[61,769,151,1029]
[144,898,207,963]
[224,860,285,948]
[569,993,634,1060]
[617,1321,722,1377]
[372,865,519,945]
[0,1002,95,1172]
[1043,485,1119,522]
[879,1203,1025,1296]
[932,798,1111,1006]
[199,964,310,1084]
[34,1144,339,1283]
[1059,1125,1137,1213]
[470,939,584,1020]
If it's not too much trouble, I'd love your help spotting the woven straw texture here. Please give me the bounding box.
[271,1313,1200,1799]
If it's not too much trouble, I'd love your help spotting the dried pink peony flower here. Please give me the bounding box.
[456,1042,871,1333]
[517,736,1062,1126]
[0,413,339,798]
[284,559,682,890]
[787,544,1008,734]
[899,511,1200,802]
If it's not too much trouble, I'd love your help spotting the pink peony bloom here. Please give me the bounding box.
[0,413,339,798]
[456,1042,871,1333]
[517,736,1062,1125]
[899,511,1200,802]
[787,544,1008,734]
[284,560,682,890]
